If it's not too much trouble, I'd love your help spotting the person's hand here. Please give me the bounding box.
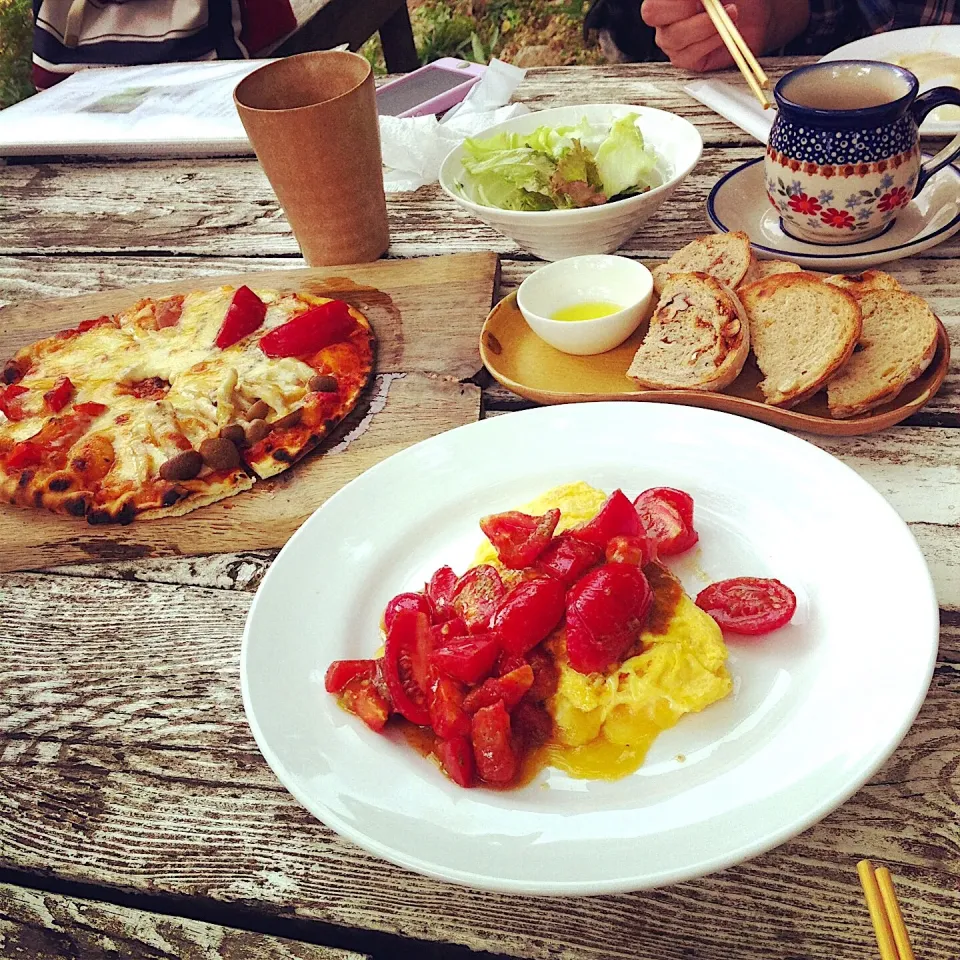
[640,0,771,71]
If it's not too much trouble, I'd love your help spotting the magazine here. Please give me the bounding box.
[0,60,270,158]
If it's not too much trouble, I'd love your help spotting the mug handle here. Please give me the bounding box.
[911,87,960,195]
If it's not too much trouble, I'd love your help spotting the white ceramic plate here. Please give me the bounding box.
[241,403,938,895]
[819,26,960,136]
[708,156,960,269]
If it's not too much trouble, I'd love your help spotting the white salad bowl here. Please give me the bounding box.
[438,104,703,261]
[517,255,654,354]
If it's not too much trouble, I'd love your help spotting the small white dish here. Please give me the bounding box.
[516,255,653,355]
[241,403,938,895]
[708,156,960,270]
[819,26,960,136]
[438,104,703,262]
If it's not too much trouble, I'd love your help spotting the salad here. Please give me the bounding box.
[455,113,663,212]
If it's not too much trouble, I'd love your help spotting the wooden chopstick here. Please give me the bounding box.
[858,859,914,960]
[699,0,771,109]
[876,867,918,960]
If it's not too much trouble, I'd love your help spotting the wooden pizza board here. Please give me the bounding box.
[0,252,500,572]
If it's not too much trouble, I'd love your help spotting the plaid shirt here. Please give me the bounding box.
[785,0,958,54]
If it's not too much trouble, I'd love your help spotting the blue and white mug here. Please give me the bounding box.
[765,60,960,244]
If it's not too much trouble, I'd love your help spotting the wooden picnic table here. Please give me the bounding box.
[1,58,959,960]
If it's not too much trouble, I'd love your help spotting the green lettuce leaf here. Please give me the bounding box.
[593,113,660,199]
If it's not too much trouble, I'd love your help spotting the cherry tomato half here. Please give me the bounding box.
[463,664,534,714]
[428,675,470,738]
[338,676,390,732]
[430,632,500,685]
[570,489,640,548]
[43,376,74,413]
[565,563,653,675]
[471,700,517,784]
[479,508,560,569]
[695,577,797,636]
[534,534,604,587]
[633,487,698,557]
[383,591,432,633]
[605,533,657,567]
[436,736,475,787]
[491,577,565,656]
[324,658,377,694]
[426,565,459,622]
[452,565,504,632]
[383,610,433,726]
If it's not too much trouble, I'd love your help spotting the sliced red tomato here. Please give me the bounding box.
[491,577,565,656]
[605,533,657,567]
[259,300,356,358]
[216,286,266,349]
[633,487,699,557]
[463,664,534,714]
[339,676,390,732]
[452,564,504,632]
[696,577,797,636]
[428,675,470,738]
[324,659,377,694]
[496,652,527,677]
[478,508,560,569]
[383,610,433,726]
[526,647,559,702]
[426,565,459,622]
[43,376,74,413]
[570,489,640,547]
[430,632,500,685]
[436,736,475,787]
[565,563,653,675]
[534,533,604,587]
[5,440,42,470]
[471,700,517,784]
[512,700,553,748]
[0,384,28,421]
[76,315,114,334]
[383,591,432,633]
[73,402,108,418]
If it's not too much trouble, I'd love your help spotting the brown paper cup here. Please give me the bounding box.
[235,51,389,266]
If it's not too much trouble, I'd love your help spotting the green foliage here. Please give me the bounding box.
[0,0,33,110]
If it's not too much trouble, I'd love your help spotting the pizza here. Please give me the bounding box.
[0,285,375,524]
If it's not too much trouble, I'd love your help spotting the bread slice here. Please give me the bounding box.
[738,259,802,288]
[823,270,902,298]
[651,231,755,295]
[627,272,749,391]
[826,290,939,418]
[740,273,862,407]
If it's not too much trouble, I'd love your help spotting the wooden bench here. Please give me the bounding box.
[279,0,419,73]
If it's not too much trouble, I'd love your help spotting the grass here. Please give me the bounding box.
[0,0,32,109]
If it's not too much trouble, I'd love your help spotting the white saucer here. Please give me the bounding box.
[707,156,960,270]
[819,27,960,137]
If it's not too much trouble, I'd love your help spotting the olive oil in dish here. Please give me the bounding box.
[551,301,623,322]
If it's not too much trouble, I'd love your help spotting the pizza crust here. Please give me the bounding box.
[0,287,375,523]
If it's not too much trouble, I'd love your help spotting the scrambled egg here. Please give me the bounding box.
[475,481,733,781]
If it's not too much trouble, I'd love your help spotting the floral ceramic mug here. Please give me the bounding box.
[765,60,960,244]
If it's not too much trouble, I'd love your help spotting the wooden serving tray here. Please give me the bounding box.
[0,252,500,572]
[480,293,950,436]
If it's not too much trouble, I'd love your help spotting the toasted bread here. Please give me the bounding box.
[740,273,862,408]
[738,259,802,288]
[627,272,750,391]
[823,270,902,298]
[826,290,939,418]
[651,231,755,295]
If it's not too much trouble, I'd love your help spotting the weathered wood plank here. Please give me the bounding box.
[3,149,955,262]
[0,883,367,959]
[0,578,957,960]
